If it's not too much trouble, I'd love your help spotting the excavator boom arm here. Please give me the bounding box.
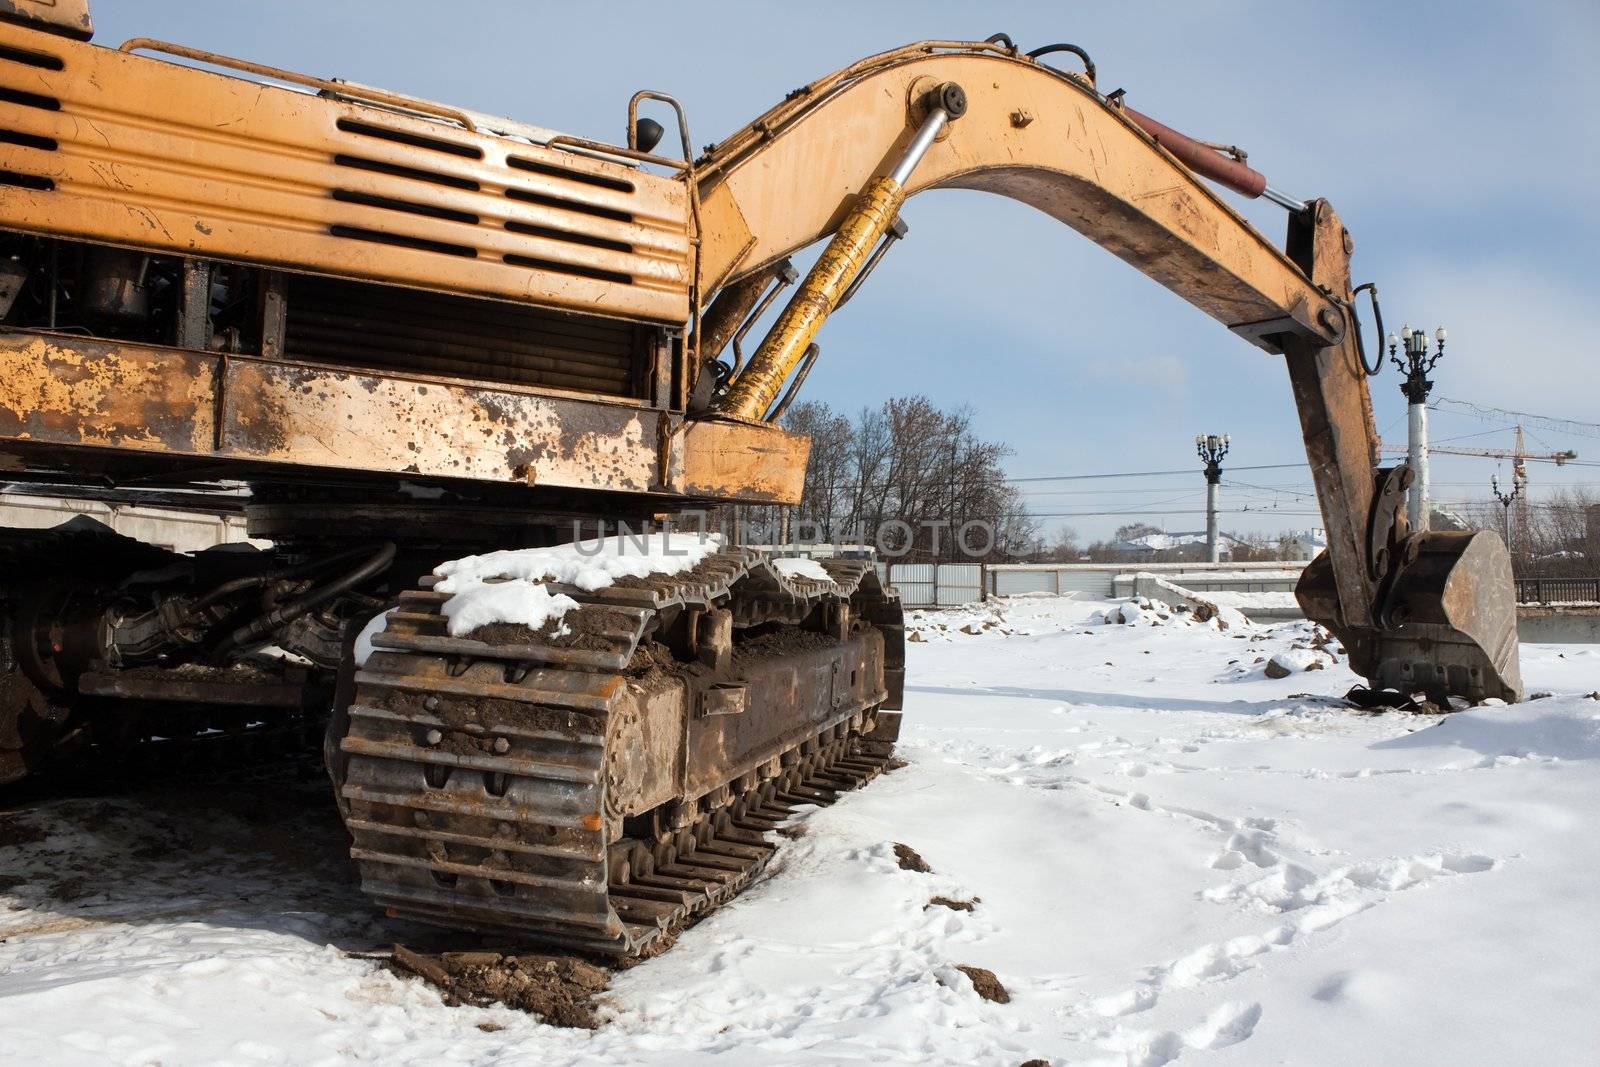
[692,41,1520,703]
[697,45,1329,346]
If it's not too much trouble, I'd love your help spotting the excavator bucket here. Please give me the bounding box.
[1297,530,1523,705]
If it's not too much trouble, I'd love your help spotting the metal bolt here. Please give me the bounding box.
[1318,306,1344,340]
[423,696,441,712]
[413,811,430,826]
[424,728,443,746]
[492,737,511,755]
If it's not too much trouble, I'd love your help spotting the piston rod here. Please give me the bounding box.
[717,83,966,421]
[1119,102,1307,213]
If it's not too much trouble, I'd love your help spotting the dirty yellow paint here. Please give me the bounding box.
[0,334,216,451]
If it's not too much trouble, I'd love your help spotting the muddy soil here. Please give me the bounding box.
[927,896,976,912]
[893,842,931,872]
[381,686,602,738]
[466,606,640,653]
[390,945,609,1028]
[953,964,1010,1004]
[0,813,45,848]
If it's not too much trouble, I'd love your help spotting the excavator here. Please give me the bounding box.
[0,2,1522,955]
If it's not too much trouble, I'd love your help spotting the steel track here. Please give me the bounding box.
[336,547,901,955]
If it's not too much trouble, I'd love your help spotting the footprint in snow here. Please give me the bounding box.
[1101,1001,1263,1067]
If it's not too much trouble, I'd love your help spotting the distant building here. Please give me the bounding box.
[1428,505,1471,533]
[1281,528,1327,561]
[1108,530,1244,562]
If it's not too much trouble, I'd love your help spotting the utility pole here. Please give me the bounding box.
[1491,470,1524,557]
[1195,433,1229,563]
[1389,324,1445,531]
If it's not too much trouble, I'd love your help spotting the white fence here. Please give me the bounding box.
[878,560,1310,610]
[988,561,1305,600]
[883,563,984,608]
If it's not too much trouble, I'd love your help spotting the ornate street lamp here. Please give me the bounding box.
[1389,323,1446,530]
[1491,469,1524,556]
[1195,433,1229,562]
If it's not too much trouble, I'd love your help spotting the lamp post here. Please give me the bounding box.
[1491,470,1524,556]
[1195,433,1229,563]
[1390,324,1446,532]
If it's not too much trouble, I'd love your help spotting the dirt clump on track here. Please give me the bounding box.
[466,606,639,653]
[382,686,597,738]
[391,945,610,1028]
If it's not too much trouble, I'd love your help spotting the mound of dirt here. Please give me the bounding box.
[953,964,1010,1003]
[390,945,610,1029]
[927,896,977,912]
[893,842,931,872]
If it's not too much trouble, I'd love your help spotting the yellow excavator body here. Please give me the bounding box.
[0,7,1522,950]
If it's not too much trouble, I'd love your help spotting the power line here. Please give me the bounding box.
[1432,397,1600,440]
[1427,427,1520,446]
[1224,479,1316,499]
[1014,486,1209,497]
[826,461,1311,494]
[1020,507,1323,518]
[1002,462,1308,485]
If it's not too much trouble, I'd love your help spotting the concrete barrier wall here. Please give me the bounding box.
[990,561,1305,599]
[0,494,258,553]
[1517,606,1600,644]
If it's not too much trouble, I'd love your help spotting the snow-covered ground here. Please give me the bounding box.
[1195,589,1299,613]
[3,596,1598,1065]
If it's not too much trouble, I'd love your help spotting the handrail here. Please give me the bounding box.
[117,37,479,133]
[544,134,690,171]
[628,90,693,162]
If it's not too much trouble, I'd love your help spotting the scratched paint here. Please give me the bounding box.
[224,362,659,490]
[0,335,216,451]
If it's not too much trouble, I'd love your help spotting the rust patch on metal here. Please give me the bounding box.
[0,332,216,452]
[677,418,809,503]
[0,0,92,39]
[220,360,660,490]
[0,330,676,492]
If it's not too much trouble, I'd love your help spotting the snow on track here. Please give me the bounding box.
[2,596,1598,1065]
[434,532,722,636]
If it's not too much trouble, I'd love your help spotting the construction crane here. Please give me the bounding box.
[1418,426,1577,550]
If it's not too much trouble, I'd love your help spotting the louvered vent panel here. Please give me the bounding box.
[284,275,641,397]
[0,24,691,323]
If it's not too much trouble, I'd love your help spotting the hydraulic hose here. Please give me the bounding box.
[1025,43,1096,84]
[1351,282,1385,377]
[192,542,388,611]
[211,542,395,659]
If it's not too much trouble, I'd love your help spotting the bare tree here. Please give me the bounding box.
[1444,487,1598,577]
[776,395,1036,561]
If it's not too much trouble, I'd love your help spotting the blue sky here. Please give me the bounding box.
[91,1,1600,541]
